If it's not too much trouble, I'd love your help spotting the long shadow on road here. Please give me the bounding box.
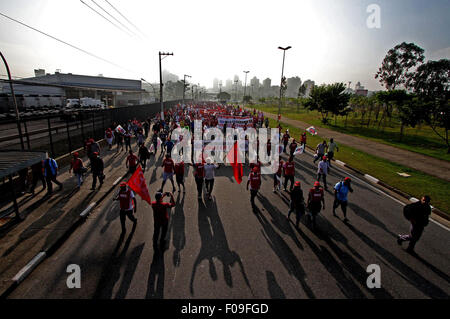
[189,198,253,296]
[145,251,165,299]
[168,191,186,267]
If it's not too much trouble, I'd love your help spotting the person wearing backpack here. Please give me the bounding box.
[69,152,84,188]
[333,177,353,222]
[397,196,431,254]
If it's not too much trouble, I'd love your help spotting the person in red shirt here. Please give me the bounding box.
[247,167,261,210]
[289,139,298,157]
[174,160,185,193]
[126,150,139,174]
[307,181,325,230]
[151,191,175,251]
[249,158,262,174]
[193,162,205,199]
[113,182,137,234]
[301,132,307,147]
[160,154,176,193]
[282,130,290,153]
[283,156,295,191]
[69,152,84,188]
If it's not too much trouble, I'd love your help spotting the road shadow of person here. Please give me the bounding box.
[100,201,120,234]
[92,222,137,299]
[189,198,253,296]
[348,202,398,238]
[167,190,186,267]
[253,206,315,298]
[145,250,166,299]
[266,270,286,299]
[343,222,449,298]
[114,242,145,299]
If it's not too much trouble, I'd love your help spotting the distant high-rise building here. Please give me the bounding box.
[303,80,315,97]
[225,79,233,91]
[162,70,179,83]
[250,76,260,89]
[263,78,271,89]
[286,76,302,98]
[213,78,219,91]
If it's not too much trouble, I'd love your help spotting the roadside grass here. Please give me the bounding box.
[267,117,450,215]
[255,103,450,162]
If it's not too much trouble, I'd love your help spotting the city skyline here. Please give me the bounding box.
[0,0,449,91]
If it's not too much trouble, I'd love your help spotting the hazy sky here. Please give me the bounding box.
[0,0,449,91]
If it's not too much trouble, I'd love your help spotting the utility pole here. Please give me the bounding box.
[243,71,249,104]
[277,46,291,124]
[0,51,24,150]
[159,51,173,120]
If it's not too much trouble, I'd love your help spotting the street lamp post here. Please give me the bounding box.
[243,71,249,104]
[141,78,158,102]
[182,74,191,107]
[159,51,173,120]
[277,46,291,124]
[0,51,24,150]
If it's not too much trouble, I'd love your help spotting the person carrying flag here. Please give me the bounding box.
[151,192,175,252]
[113,182,137,234]
[247,167,261,210]
[307,181,325,230]
[333,177,353,222]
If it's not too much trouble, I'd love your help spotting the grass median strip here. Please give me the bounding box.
[267,118,450,215]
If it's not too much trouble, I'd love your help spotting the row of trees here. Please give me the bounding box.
[303,42,449,152]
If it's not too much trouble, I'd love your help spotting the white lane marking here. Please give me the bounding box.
[335,160,346,166]
[409,197,419,203]
[80,202,96,217]
[302,149,450,232]
[113,177,122,186]
[12,252,46,283]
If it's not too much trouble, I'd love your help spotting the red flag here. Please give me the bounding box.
[127,165,151,205]
[226,141,243,184]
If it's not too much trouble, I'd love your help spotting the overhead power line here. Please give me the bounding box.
[90,0,139,37]
[0,11,137,74]
[103,0,147,38]
[79,0,132,37]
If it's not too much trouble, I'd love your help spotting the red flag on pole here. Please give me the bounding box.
[127,165,151,205]
[226,141,243,184]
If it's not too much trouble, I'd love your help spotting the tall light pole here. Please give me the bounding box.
[159,51,173,120]
[141,78,158,102]
[182,74,191,107]
[0,51,24,150]
[278,46,291,124]
[243,70,249,104]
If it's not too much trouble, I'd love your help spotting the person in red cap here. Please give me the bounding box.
[69,152,84,188]
[333,177,353,222]
[90,151,104,190]
[317,155,330,190]
[307,181,325,229]
[174,160,185,193]
[113,182,137,233]
[247,166,261,210]
[160,154,176,193]
[288,181,305,228]
[105,128,114,150]
[126,150,139,174]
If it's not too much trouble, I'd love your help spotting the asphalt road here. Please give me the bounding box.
[8,149,450,299]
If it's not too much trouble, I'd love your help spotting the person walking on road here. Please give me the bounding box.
[193,161,205,199]
[289,138,298,157]
[283,156,295,192]
[160,154,176,193]
[174,160,186,193]
[307,181,325,230]
[273,158,284,192]
[114,182,137,234]
[204,158,220,200]
[288,181,305,228]
[300,132,307,148]
[126,150,139,174]
[282,130,290,154]
[333,177,353,222]
[151,192,175,252]
[247,167,261,210]
[151,133,158,156]
[138,143,150,172]
[105,128,114,150]
[29,160,46,194]
[69,152,84,188]
[397,195,432,254]
[90,152,104,190]
[115,131,124,152]
[124,131,132,152]
[317,155,330,190]
[327,138,339,167]
[314,140,328,163]
[44,156,63,195]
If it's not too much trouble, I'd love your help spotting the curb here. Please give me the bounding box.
[0,170,128,299]
[303,143,449,221]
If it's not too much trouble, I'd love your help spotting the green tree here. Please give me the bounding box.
[375,42,425,90]
[412,59,450,152]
